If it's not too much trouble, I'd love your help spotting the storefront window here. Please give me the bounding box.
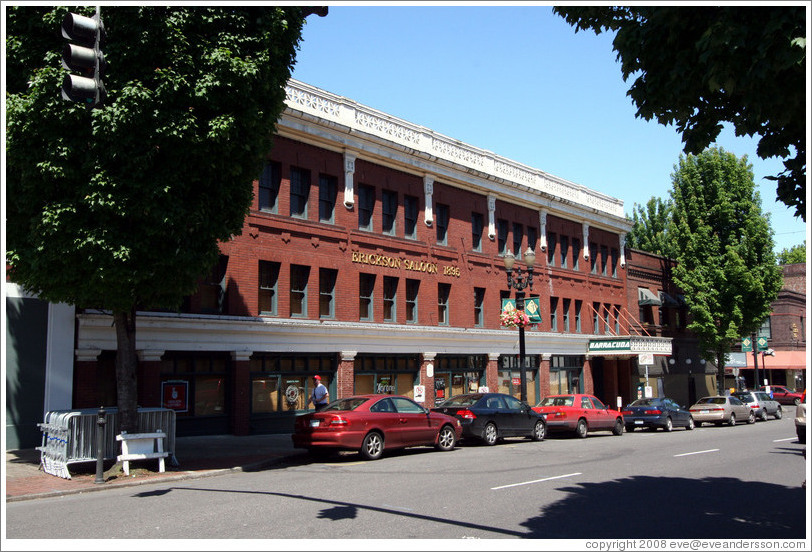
[250,353,337,414]
[161,353,229,418]
[549,355,583,396]
[498,354,539,405]
[434,355,486,402]
[354,354,419,398]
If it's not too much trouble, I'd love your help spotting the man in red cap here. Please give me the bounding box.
[309,375,329,411]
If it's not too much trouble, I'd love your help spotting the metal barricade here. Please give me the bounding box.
[37,407,177,479]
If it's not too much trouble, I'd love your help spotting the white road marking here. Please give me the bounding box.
[674,448,719,457]
[491,472,582,490]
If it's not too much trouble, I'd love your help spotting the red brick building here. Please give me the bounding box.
[72,80,672,436]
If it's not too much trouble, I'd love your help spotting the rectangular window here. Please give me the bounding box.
[758,317,772,340]
[600,245,609,276]
[319,268,337,319]
[497,219,509,255]
[474,287,485,327]
[259,162,281,213]
[318,174,337,223]
[610,247,618,278]
[290,167,310,219]
[404,195,418,240]
[513,223,524,262]
[290,265,310,317]
[562,298,571,332]
[603,304,611,334]
[547,232,557,267]
[572,238,581,271]
[258,260,279,315]
[527,227,538,254]
[406,279,419,324]
[613,305,620,335]
[590,243,598,274]
[383,276,398,322]
[436,203,449,245]
[382,190,397,236]
[358,184,374,231]
[560,236,569,269]
[438,283,451,326]
[550,297,559,332]
[575,300,582,333]
[471,212,484,252]
[593,302,601,333]
[359,273,375,321]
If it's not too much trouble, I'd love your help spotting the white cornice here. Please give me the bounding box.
[281,79,632,233]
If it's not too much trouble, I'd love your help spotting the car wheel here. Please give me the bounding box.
[686,417,695,430]
[747,410,756,424]
[612,418,623,436]
[575,418,588,438]
[729,413,736,426]
[775,407,783,420]
[794,398,801,406]
[664,417,673,432]
[435,425,456,451]
[759,409,769,422]
[360,431,384,460]
[530,420,546,441]
[482,422,498,445]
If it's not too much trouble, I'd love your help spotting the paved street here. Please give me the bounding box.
[5,415,806,542]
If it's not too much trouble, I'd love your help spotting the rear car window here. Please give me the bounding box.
[539,396,574,407]
[324,398,368,411]
[442,394,480,407]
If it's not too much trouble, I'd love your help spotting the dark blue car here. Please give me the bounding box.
[432,392,546,445]
[622,397,694,432]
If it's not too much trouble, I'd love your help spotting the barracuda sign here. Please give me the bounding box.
[588,337,672,355]
[588,339,631,352]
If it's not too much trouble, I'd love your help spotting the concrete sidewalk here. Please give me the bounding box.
[4,433,307,502]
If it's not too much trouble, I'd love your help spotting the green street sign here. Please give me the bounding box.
[756,336,769,351]
[741,337,753,352]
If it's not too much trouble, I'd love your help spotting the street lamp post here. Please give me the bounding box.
[503,247,536,403]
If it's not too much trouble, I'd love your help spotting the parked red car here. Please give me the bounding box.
[292,394,462,460]
[759,385,804,406]
[532,394,624,438]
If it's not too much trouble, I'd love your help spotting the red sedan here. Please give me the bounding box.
[292,394,462,460]
[532,394,624,438]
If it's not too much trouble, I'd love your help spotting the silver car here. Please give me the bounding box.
[689,395,755,427]
[733,391,783,421]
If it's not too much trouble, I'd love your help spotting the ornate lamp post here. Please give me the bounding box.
[503,247,536,402]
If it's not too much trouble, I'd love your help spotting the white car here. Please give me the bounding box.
[796,399,806,444]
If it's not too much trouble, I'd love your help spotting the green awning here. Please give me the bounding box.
[638,287,662,306]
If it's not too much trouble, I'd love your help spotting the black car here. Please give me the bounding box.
[432,392,546,445]
[621,397,694,432]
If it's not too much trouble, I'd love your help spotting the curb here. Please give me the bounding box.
[5,455,300,503]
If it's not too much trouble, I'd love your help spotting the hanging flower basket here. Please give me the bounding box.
[500,308,531,328]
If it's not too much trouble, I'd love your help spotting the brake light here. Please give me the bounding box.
[644,409,662,415]
[620,410,633,416]
[318,415,348,428]
[749,405,759,409]
[552,411,568,419]
[457,409,476,420]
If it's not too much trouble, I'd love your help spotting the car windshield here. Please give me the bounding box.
[630,399,659,407]
[538,396,574,407]
[323,398,368,412]
[696,397,726,405]
[441,394,481,407]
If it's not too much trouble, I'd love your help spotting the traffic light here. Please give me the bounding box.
[61,9,106,108]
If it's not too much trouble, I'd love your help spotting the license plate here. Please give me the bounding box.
[701,409,709,414]
[309,420,321,427]
[635,420,643,425]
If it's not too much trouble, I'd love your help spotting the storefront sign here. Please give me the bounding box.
[589,338,631,352]
[162,380,189,412]
[351,250,460,278]
[501,298,542,323]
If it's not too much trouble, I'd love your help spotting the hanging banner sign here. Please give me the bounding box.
[501,298,542,322]
[162,380,189,412]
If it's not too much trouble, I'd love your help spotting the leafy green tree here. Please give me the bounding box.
[626,196,676,258]
[668,148,783,394]
[554,6,807,220]
[6,6,308,431]
[777,241,807,265]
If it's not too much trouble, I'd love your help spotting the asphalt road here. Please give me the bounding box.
[5,414,807,543]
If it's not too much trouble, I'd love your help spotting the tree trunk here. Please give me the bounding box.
[716,351,726,396]
[114,307,139,433]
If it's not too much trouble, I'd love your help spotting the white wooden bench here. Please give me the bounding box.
[116,430,169,476]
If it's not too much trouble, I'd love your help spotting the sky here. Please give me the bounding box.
[290,3,809,255]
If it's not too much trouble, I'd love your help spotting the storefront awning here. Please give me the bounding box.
[730,350,806,370]
[638,288,662,306]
